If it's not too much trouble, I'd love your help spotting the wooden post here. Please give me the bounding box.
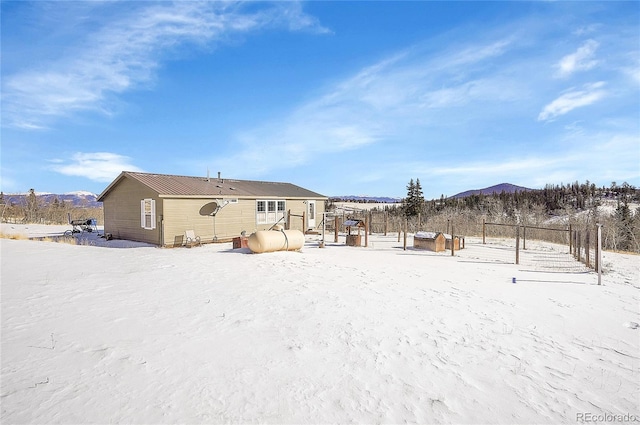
[286,210,291,230]
[398,217,402,243]
[334,216,339,243]
[597,224,602,285]
[418,213,421,230]
[365,217,369,247]
[522,226,526,250]
[302,212,306,233]
[403,219,407,250]
[515,225,520,265]
[369,211,373,235]
[585,229,591,268]
[482,218,486,244]
[569,224,572,254]
[451,224,455,256]
[384,212,388,236]
[595,227,599,272]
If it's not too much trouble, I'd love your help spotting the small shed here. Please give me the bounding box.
[444,234,464,250]
[343,219,366,247]
[414,231,446,252]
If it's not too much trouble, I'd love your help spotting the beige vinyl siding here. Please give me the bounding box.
[102,177,162,244]
[162,198,256,245]
[161,197,326,245]
[285,199,307,232]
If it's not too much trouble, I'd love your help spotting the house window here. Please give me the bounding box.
[277,201,286,222]
[257,200,286,224]
[257,200,267,224]
[267,201,276,223]
[141,199,156,230]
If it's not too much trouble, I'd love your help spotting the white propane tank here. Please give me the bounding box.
[247,230,305,253]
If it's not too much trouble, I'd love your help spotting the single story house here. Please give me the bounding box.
[97,171,328,247]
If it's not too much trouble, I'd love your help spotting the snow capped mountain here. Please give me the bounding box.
[330,195,402,203]
[64,191,98,197]
[1,192,101,208]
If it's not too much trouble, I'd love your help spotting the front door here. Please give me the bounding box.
[307,200,316,230]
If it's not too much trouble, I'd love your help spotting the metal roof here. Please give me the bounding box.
[98,171,327,201]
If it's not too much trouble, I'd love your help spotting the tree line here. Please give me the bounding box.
[0,189,103,225]
[383,179,640,253]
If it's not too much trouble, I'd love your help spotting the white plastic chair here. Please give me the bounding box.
[185,230,201,247]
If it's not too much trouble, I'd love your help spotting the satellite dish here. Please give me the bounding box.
[200,202,219,216]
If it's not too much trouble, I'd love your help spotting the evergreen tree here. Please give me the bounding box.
[26,189,38,223]
[615,198,634,251]
[404,178,425,217]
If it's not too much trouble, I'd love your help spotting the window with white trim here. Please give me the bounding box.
[141,198,156,230]
[256,199,286,224]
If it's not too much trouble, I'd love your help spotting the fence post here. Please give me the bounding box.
[515,225,520,265]
[403,218,408,250]
[569,224,572,254]
[451,224,455,256]
[585,229,591,268]
[597,224,602,285]
[523,226,527,250]
[384,211,388,236]
[334,216,339,243]
[482,218,486,244]
[365,216,369,248]
[286,210,291,230]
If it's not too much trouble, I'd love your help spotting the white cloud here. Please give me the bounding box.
[50,152,142,182]
[556,39,600,78]
[573,24,602,37]
[203,35,526,177]
[428,157,562,177]
[537,82,607,121]
[2,2,328,130]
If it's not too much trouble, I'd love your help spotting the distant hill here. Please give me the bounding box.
[451,183,534,199]
[1,191,101,208]
[332,185,533,202]
[331,195,402,203]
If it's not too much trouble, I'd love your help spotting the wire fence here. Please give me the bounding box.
[322,209,601,280]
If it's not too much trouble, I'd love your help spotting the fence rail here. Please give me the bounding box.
[327,208,603,283]
[482,219,601,280]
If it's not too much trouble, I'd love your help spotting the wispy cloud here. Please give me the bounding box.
[538,82,607,122]
[429,157,561,176]
[2,1,328,130]
[50,152,143,182]
[555,39,600,78]
[205,34,522,177]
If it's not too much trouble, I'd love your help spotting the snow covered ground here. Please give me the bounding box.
[1,224,639,424]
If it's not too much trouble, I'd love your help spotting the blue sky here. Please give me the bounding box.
[1,1,639,199]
